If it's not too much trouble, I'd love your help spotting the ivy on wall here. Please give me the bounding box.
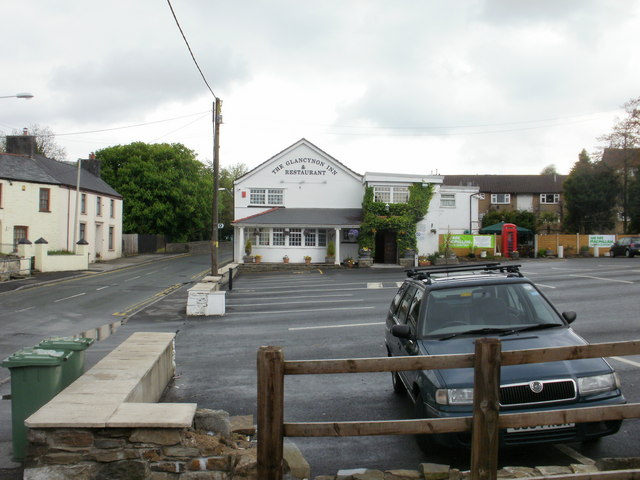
[358,183,434,256]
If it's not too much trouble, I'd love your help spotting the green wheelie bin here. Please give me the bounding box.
[1,348,71,461]
[37,337,95,389]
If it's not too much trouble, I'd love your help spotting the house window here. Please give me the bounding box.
[79,223,86,241]
[110,199,115,218]
[304,229,317,247]
[39,188,50,212]
[491,193,511,204]
[108,226,114,250]
[288,228,302,246]
[318,229,327,247]
[373,186,410,204]
[440,193,456,207]
[540,193,560,204]
[96,196,102,216]
[272,228,285,246]
[81,194,87,214]
[249,188,284,205]
[248,228,269,246]
[13,226,28,251]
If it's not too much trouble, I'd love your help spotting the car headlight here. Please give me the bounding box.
[578,373,618,395]
[436,388,474,405]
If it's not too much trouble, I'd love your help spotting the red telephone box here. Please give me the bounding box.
[501,223,518,258]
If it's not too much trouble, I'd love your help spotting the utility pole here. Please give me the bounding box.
[211,97,222,275]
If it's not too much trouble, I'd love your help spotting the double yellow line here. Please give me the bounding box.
[112,283,183,318]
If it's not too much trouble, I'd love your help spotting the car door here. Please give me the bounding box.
[401,286,424,389]
[387,284,416,359]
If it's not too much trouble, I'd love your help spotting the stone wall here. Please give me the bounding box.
[0,256,21,281]
[24,409,260,480]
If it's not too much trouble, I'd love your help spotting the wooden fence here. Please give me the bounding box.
[257,339,640,480]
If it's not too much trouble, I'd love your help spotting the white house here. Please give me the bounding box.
[232,139,479,265]
[0,134,123,262]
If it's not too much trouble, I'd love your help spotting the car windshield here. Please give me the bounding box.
[419,282,564,338]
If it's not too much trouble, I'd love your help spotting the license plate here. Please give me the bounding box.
[507,423,574,433]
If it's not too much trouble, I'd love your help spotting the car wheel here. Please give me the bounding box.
[414,393,438,453]
[610,249,617,257]
[625,249,631,258]
[391,370,406,394]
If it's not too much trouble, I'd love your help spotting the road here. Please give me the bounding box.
[162,258,640,476]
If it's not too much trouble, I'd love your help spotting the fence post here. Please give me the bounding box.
[470,338,502,480]
[257,346,285,480]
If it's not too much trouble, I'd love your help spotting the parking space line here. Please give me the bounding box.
[227,299,362,307]
[367,282,384,289]
[610,356,640,368]
[226,306,376,315]
[569,274,633,284]
[289,321,384,331]
[54,292,86,303]
[534,283,556,289]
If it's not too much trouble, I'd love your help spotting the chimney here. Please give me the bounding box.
[5,130,37,157]
[81,152,101,178]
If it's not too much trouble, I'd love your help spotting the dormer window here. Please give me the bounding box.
[373,186,409,204]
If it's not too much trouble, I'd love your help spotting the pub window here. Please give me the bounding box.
[304,229,317,247]
[288,228,302,246]
[250,188,284,205]
[250,228,269,246]
[39,188,50,212]
[318,229,327,247]
[440,193,456,207]
[272,228,285,246]
[491,193,511,205]
[373,185,409,204]
[374,186,391,203]
[267,189,284,205]
[249,189,265,204]
[393,186,409,203]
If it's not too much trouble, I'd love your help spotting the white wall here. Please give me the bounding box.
[0,179,122,262]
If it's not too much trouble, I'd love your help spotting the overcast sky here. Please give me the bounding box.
[2,1,639,175]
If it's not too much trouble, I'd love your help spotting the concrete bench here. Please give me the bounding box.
[26,332,196,429]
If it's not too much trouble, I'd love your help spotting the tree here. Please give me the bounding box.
[562,149,619,234]
[629,175,640,233]
[96,142,213,242]
[540,164,558,175]
[0,124,67,160]
[599,96,640,232]
[218,163,248,240]
[481,209,537,233]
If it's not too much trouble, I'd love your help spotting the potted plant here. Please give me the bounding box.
[242,239,253,263]
[304,255,312,265]
[359,246,371,258]
[344,257,355,268]
[418,255,430,267]
[580,245,590,257]
[283,255,289,264]
[325,241,336,263]
[254,254,262,264]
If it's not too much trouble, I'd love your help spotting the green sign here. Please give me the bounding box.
[446,235,495,248]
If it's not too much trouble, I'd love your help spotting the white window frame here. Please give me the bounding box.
[440,193,456,208]
[540,193,560,204]
[491,193,511,205]
[249,188,284,206]
[373,185,409,204]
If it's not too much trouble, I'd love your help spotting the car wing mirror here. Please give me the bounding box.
[391,324,414,339]
[562,311,577,324]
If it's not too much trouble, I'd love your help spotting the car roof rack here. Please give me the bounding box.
[406,262,523,283]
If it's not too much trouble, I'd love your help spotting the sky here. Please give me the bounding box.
[2,1,639,176]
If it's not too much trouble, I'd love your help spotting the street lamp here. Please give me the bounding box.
[0,93,34,99]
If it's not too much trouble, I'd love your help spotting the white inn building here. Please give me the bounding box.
[233,139,479,265]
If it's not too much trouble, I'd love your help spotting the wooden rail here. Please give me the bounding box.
[257,339,640,480]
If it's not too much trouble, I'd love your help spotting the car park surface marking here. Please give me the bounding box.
[0,306,35,317]
[533,283,556,289]
[227,298,363,307]
[289,321,384,331]
[225,306,376,315]
[367,282,384,289]
[569,274,634,284]
[611,356,640,368]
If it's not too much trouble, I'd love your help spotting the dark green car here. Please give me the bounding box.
[385,263,625,450]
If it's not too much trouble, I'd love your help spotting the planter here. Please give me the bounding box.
[242,255,253,263]
[255,257,262,264]
[283,258,289,264]
[325,256,335,264]
[418,260,431,267]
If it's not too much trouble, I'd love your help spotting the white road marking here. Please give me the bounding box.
[54,292,86,303]
[96,285,110,291]
[534,283,556,289]
[0,306,36,317]
[225,306,376,315]
[124,275,142,282]
[610,356,640,368]
[227,299,362,307]
[367,282,384,289]
[396,282,403,287]
[569,274,633,284]
[289,321,384,331]
[553,444,595,465]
